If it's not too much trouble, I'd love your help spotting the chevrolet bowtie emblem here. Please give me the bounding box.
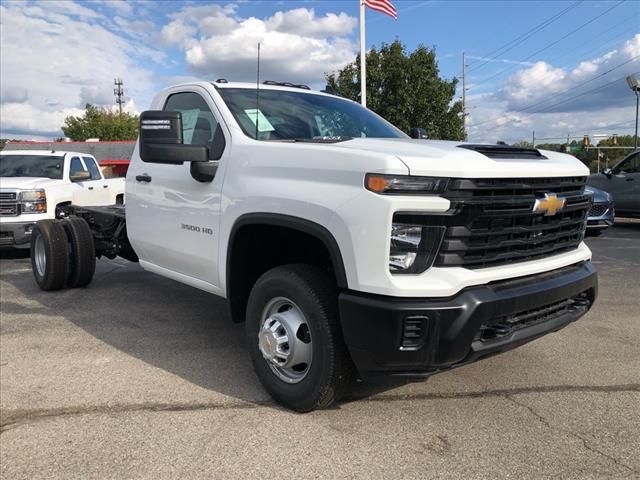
[533,193,566,216]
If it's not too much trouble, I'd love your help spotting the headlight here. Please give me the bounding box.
[390,223,445,274]
[19,189,47,214]
[366,174,448,194]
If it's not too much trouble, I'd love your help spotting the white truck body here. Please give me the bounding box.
[28,81,598,411]
[126,82,591,298]
[0,150,125,247]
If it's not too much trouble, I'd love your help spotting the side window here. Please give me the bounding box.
[83,157,102,180]
[614,153,640,174]
[164,92,219,149]
[69,157,85,177]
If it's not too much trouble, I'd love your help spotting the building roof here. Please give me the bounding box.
[3,141,135,161]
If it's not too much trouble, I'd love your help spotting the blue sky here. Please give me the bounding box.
[1,0,638,143]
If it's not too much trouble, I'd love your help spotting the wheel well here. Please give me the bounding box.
[227,218,347,323]
[55,201,72,218]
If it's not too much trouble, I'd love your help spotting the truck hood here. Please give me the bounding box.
[0,177,65,190]
[333,138,589,178]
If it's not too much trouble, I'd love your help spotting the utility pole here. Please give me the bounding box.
[462,52,467,140]
[532,130,535,147]
[114,78,125,115]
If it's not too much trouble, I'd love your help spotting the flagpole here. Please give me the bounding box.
[359,0,366,108]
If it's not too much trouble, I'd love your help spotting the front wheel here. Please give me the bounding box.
[246,265,354,412]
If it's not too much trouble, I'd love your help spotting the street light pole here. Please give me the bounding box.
[634,89,639,150]
[627,74,639,150]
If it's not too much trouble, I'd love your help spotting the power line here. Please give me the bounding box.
[472,0,626,88]
[470,61,639,130]
[467,1,583,73]
[543,15,639,68]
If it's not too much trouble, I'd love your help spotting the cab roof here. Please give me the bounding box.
[0,150,92,157]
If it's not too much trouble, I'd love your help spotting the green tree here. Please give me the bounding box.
[0,139,7,151]
[62,104,139,141]
[326,40,464,140]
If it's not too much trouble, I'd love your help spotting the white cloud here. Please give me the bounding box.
[163,6,357,85]
[0,1,161,137]
[498,34,640,112]
[467,34,640,143]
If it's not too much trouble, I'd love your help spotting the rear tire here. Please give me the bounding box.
[246,264,354,412]
[30,220,69,291]
[62,217,96,288]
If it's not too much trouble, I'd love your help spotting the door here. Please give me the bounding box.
[68,156,97,206]
[82,156,112,204]
[126,87,227,289]
[608,152,640,212]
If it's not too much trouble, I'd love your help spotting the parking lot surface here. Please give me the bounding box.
[1,222,639,479]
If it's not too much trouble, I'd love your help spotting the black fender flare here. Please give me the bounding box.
[226,213,348,291]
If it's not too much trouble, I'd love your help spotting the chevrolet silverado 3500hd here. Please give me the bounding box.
[28,80,597,411]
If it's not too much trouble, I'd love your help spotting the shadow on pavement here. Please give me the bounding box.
[1,257,414,408]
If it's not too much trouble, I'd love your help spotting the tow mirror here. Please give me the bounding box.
[603,168,613,178]
[70,171,91,182]
[409,127,428,139]
[139,111,209,164]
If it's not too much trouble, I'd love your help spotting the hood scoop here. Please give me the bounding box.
[458,144,548,160]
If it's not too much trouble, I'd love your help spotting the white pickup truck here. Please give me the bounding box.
[0,150,125,247]
[27,81,597,411]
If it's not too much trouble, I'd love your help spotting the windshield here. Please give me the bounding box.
[217,88,407,141]
[0,155,64,179]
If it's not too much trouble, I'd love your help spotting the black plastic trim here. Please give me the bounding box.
[339,261,597,380]
[227,213,348,289]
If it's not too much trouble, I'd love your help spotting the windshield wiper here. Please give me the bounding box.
[292,136,353,144]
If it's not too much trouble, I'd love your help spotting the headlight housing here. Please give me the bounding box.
[366,174,448,195]
[390,222,445,274]
[19,189,47,214]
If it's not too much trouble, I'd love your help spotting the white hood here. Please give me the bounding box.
[0,177,66,190]
[332,138,589,178]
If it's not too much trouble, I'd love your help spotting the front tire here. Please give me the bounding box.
[30,220,69,291]
[246,264,353,412]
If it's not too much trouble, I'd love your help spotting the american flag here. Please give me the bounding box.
[363,0,398,19]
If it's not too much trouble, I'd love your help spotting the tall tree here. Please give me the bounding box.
[326,40,464,140]
[62,104,138,141]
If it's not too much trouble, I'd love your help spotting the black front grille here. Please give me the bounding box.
[476,291,592,342]
[0,192,18,202]
[0,204,18,216]
[438,176,589,269]
[396,176,589,270]
[588,203,609,217]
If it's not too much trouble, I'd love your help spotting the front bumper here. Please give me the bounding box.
[0,221,36,247]
[339,261,597,379]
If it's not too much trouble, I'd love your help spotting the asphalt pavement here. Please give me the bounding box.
[1,221,639,479]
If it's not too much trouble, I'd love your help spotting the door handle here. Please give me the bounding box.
[626,178,634,182]
[136,174,152,183]
[88,186,94,190]
[103,185,108,188]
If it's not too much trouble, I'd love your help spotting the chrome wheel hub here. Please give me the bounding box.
[259,297,312,384]
[34,235,46,277]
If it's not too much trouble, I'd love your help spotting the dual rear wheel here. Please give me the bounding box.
[31,218,96,291]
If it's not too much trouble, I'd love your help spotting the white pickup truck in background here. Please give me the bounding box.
[0,150,125,247]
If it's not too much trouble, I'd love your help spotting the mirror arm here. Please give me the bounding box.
[190,162,217,183]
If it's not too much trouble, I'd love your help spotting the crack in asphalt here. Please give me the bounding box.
[2,383,638,433]
[505,395,639,475]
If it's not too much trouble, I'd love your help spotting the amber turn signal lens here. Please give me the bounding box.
[366,175,388,193]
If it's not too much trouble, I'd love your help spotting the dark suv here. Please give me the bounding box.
[588,150,640,218]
